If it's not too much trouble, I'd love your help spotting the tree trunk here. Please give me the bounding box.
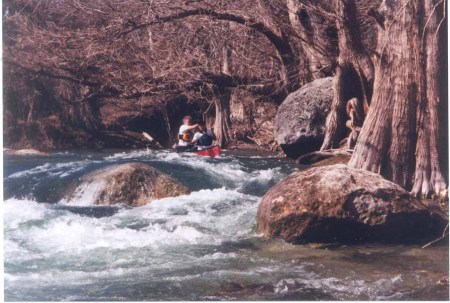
[257,0,302,92]
[349,0,447,197]
[321,0,374,150]
[214,88,233,147]
[286,0,336,79]
[213,41,234,147]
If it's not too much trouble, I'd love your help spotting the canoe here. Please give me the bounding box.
[194,146,221,157]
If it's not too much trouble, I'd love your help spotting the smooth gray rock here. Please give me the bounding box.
[275,77,333,159]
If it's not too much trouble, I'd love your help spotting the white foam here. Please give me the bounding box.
[5,159,101,179]
[5,187,258,262]
[22,213,207,254]
[201,252,238,260]
[103,149,246,184]
[60,179,108,206]
[4,150,305,300]
[4,266,142,286]
[103,149,183,161]
[4,198,49,229]
[272,271,409,301]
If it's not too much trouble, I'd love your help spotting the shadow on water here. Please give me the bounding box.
[54,205,122,218]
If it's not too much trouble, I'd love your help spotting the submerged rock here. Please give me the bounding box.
[257,164,446,244]
[65,163,189,206]
[274,77,333,159]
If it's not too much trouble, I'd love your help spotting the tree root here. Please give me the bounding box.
[412,166,448,199]
[245,135,262,146]
[422,223,449,248]
[296,148,353,165]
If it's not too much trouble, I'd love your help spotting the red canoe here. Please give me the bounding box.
[194,146,221,157]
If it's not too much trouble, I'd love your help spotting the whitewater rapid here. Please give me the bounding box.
[4,149,448,300]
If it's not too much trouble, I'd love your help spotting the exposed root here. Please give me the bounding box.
[412,166,448,199]
[297,148,352,165]
[245,135,262,146]
[430,169,448,198]
[412,168,431,198]
[345,97,364,149]
[422,223,449,248]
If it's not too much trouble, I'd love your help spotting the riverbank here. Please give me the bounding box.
[3,140,281,156]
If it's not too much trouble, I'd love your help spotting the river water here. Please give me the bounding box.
[3,149,449,301]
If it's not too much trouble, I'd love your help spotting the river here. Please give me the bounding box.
[3,149,449,300]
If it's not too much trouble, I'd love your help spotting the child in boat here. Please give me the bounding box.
[192,122,216,150]
[176,116,198,152]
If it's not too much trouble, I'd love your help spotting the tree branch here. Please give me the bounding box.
[5,59,100,87]
[118,8,293,58]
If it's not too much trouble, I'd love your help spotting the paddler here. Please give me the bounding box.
[192,122,216,150]
[176,116,198,152]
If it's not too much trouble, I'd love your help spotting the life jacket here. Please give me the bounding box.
[197,132,214,146]
[177,132,192,142]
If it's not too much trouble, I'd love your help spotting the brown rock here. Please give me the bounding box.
[257,164,446,244]
[66,163,189,206]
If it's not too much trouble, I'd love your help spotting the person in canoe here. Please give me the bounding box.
[191,122,216,150]
[176,116,198,152]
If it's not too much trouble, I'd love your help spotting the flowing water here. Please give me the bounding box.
[3,149,449,301]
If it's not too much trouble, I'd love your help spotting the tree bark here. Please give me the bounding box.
[321,0,374,150]
[213,88,233,147]
[413,0,448,197]
[349,0,447,197]
[213,41,234,147]
[286,0,336,79]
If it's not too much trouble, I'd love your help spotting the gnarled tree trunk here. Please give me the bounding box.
[286,0,337,79]
[321,0,374,150]
[349,0,447,197]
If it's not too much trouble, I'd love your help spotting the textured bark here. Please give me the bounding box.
[321,0,374,150]
[412,0,448,197]
[213,42,234,148]
[213,89,233,147]
[349,0,447,197]
[286,0,336,79]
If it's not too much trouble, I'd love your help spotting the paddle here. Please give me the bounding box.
[142,132,163,148]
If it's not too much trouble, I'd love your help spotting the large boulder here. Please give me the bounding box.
[275,77,333,159]
[257,164,446,244]
[65,163,189,206]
